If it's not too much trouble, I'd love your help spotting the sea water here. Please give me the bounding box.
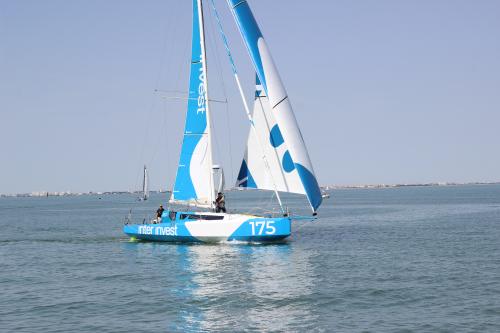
[1,185,500,332]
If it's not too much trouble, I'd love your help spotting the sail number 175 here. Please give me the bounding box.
[249,221,276,235]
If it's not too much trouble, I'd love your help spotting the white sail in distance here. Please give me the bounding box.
[142,165,149,200]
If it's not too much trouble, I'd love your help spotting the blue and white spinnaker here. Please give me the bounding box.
[236,76,305,196]
[228,0,322,212]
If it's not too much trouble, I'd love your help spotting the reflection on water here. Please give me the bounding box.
[159,243,319,332]
[246,245,319,331]
[4,186,500,331]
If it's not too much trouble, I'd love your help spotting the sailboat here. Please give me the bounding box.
[124,0,322,242]
[139,165,149,201]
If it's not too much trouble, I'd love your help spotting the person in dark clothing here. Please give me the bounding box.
[215,192,226,213]
[156,205,165,222]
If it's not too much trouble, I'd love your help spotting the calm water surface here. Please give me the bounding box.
[1,185,500,332]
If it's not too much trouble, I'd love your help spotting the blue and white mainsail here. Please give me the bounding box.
[229,0,322,212]
[170,0,215,208]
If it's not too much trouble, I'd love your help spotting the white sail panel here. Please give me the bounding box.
[236,79,304,194]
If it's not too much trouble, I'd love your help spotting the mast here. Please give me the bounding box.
[170,0,217,208]
[197,0,216,209]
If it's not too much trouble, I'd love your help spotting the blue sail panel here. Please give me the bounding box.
[228,0,322,212]
[171,0,212,207]
[236,159,257,188]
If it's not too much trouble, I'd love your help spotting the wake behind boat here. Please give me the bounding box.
[124,0,322,243]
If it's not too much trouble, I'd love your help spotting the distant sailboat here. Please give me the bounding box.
[124,0,322,242]
[139,165,149,201]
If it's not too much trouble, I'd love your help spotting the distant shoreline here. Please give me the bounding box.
[1,182,499,198]
[0,190,171,198]
[322,181,500,190]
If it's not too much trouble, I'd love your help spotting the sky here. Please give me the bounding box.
[1,0,499,194]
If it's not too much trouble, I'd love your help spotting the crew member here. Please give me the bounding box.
[215,192,226,213]
[156,205,165,223]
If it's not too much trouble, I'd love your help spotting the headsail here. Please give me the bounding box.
[236,76,304,194]
[170,0,215,208]
[228,0,322,212]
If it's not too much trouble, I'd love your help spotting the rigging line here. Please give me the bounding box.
[246,190,279,216]
[204,3,223,173]
[160,96,227,103]
[146,97,170,184]
[209,0,237,74]
[136,1,182,195]
[173,30,191,94]
[160,98,171,189]
[208,0,233,183]
[135,1,179,194]
[165,0,186,95]
[249,192,270,215]
[155,89,228,103]
[198,0,216,209]
[154,89,187,95]
[225,97,235,183]
[168,37,190,198]
[150,101,186,193]
[207,0,237,184]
